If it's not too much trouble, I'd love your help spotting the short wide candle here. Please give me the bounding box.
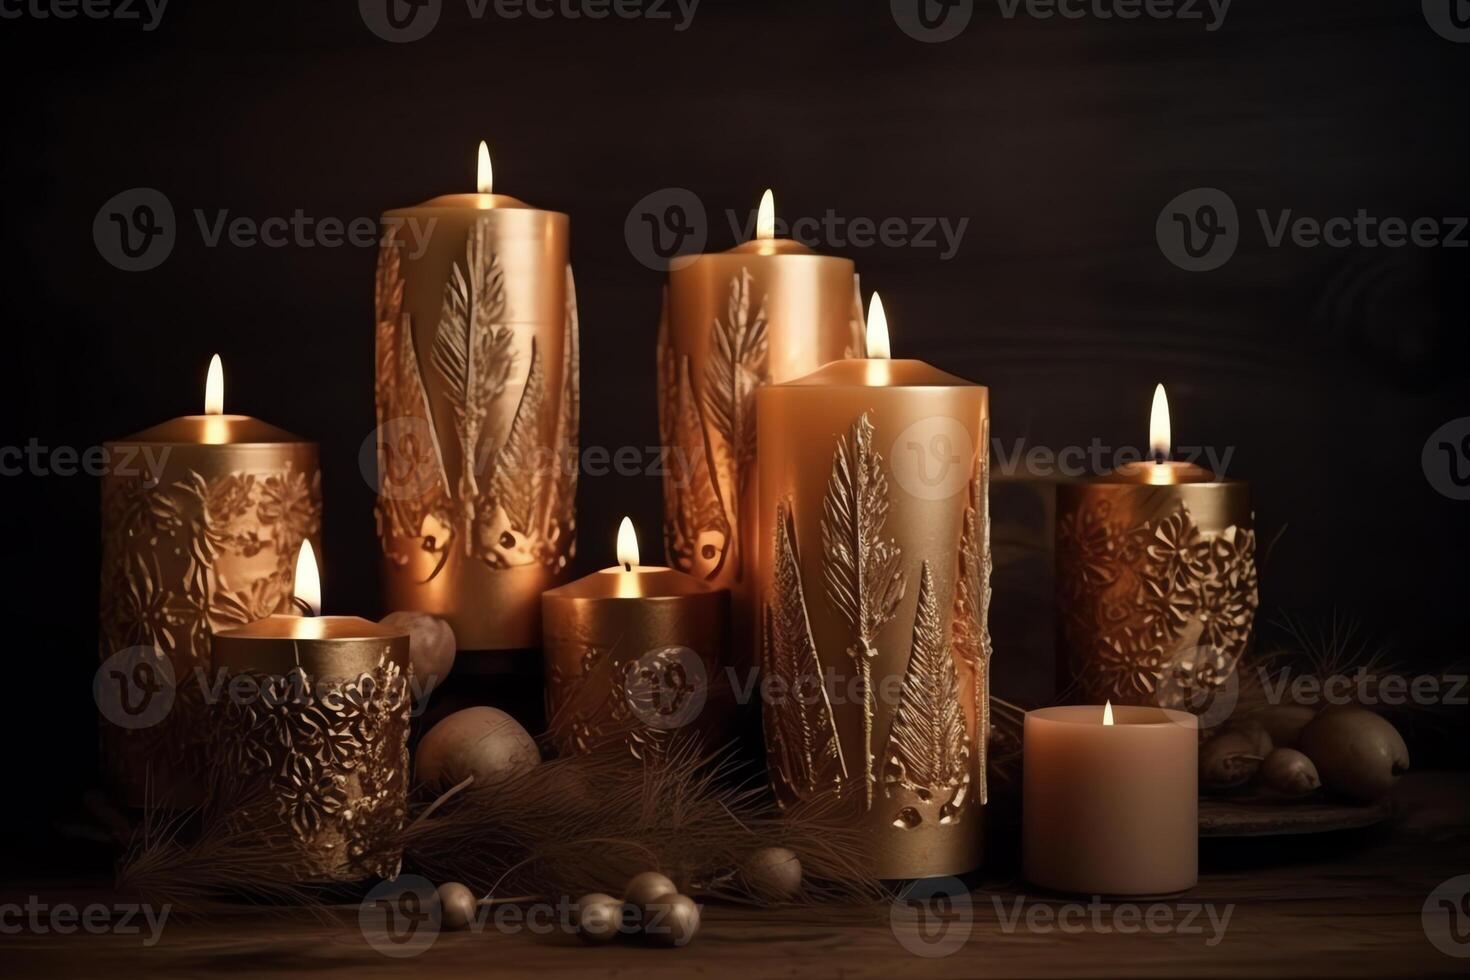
[1023,704,1198,896]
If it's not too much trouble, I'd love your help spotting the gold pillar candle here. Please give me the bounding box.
[1023,704,1198,896]
[375,142,578,653]
[210,545,412,883]
[754,298,991,879]
[1056,385,1258,710]
[543,518,731,760]
[98,356,321,808]
[657,190,864,656]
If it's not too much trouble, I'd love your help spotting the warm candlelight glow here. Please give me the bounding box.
[866,293,892,360]
[1103,700,1114,726]
[204,354,224,416]
[294,540,322,616]
[477,140,493,194]
[616,516,639,571]
[756,189,776,240]
[1150,383,1171,462]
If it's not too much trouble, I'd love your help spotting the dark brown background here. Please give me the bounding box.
[2,0,1467,865]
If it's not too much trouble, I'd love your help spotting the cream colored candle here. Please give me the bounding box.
[1023,703,1198,896]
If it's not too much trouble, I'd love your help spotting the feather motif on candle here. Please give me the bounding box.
[702,268,768,575]
[764,501,847,804]
[884,562,971,829]
[540,266,580,572]
[820,411,906,810]
[482,338,545,566]
[949,445,993,805]
[657,296,729,579]
[373,244,449,561]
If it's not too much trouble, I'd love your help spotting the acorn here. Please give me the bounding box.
[1200,731,1262,792]
[643,892,700,948]
[437,882,477,931]
[1297,707,1409,802]
[1250,705,1316,748]
[574,892,623,944]
[1259,748,1321,798]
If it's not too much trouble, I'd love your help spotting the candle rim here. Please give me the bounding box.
[776,357,982,389]
[1025,704,1198,728]
[109,415,309,446]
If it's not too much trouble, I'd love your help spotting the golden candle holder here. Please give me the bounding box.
[657,192,864,663]
[98,358,321,808]
[210,607,412,883]
[1055,387,1258,712]
[543,519,731,760]
[754,300,991,879]
[375,145,578,654]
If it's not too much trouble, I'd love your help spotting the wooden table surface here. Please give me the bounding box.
[6,774,1469,979]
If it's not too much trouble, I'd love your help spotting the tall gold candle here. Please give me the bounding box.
[211,544,412,883]
[542,518,731,760]
[98,355,321,807]
[375,142,578,654]
[657,191,864,658]
[1055,385,1257,711]
[755,298,991,879]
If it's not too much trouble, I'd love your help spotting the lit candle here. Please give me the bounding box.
[541,517,731,760]
[212,542,412,883]
[754,296,991,879]
[1023,702,1198,896]
[657,189,865,652]
[1055,385,1258,710]
[99,355,321,807]
[375,141,579,655]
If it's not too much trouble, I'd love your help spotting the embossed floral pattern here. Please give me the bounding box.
[1059,500,1258,708]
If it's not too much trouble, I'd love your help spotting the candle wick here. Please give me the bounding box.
[623,562,632,572]
[290,596,317,617]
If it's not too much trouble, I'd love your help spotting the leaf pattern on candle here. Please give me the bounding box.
[1057,499,1259,709]
[820,411,906,810]
[950,445,993,806]
[701,268,768,579]
[763,500,847,806]
[883,562,971,828]
[209,651,411,881]
[846,272,867,359]
[374,241,450,565]
[657,295,730,579]
[378,227,578,574]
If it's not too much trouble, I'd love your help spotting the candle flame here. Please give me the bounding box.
[204,354,224,416]
[477,141,494,195]
[756,189,776,240]
[1150,383,1171,462]
[866,293,892,360]
[1103,700,1114,726]
[294,540,321,616]
[616,516,639,571]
